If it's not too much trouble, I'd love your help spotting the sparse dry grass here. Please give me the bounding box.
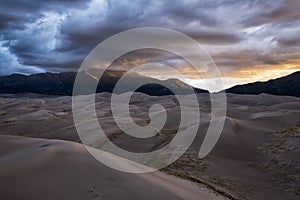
[162,149,253,200]
[257,124,300,195]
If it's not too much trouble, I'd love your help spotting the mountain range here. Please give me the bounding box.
[226,71,300,97]
[0,70,299,97]
[0,69,206,96]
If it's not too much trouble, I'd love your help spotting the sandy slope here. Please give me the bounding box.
[0,134,223,200]
[0,93,300,199]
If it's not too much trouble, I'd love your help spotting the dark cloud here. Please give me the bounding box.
[0,0,92,73]
[0,0,90,30]
[0,0,299,79]
[254,53,288,65]
[0,13,24,30]
[159,1,220,27]
[188,30,243,45]
[241,0,300,27]
[277,36,300,47]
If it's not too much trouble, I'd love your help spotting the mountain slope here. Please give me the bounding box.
[226,71,300,97]
[0,70,207,96]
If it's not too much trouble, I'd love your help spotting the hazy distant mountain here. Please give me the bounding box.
[0,69,207,96]
[226,71,300,97]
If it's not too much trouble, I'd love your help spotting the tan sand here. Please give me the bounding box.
[0,134,223,200]
[0,93,299,199]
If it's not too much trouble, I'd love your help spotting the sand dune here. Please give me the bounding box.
[0,93,299,199]
[0,134,223,200]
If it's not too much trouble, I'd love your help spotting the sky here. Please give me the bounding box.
[0,0,299,89]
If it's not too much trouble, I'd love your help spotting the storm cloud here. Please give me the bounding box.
[0,0,299,87]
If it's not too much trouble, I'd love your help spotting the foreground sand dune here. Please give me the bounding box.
[0,134,223,200]
[0,93,299,199]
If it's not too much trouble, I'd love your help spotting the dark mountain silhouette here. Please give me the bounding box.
[0,69,207,96]
[226,71,300,97]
